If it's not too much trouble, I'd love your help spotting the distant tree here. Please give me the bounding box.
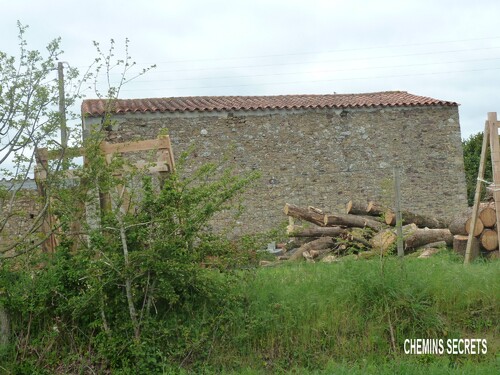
[462,132,492,205]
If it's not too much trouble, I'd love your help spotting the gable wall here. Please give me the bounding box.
[84,105,467,234]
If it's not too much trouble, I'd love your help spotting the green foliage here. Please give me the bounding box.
[462,132,493,205]
[0,156,258,372]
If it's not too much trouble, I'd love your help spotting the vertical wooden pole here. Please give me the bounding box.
[393,167,404,257]
[465,121,490,264]
[488,112,500,251]
[35,148,58,253]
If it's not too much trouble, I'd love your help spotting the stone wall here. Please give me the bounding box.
[0,188,40,252]
[84,105,468,234]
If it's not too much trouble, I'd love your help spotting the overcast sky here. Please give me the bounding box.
[2,0,500,139]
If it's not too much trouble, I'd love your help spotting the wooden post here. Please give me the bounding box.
[394,167,404,257]
[34,148,58,253]
[465,121,490,264]
[488,112,500,253]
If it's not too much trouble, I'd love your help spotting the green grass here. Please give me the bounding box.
[203,253,499,373]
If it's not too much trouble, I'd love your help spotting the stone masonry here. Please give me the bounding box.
[82,92,468,234]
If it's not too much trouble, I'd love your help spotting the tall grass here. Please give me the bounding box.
[207,254,499,373]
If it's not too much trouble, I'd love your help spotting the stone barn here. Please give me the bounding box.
[81,91,468,234]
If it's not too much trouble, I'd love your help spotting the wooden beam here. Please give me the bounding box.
[488,112,500,255]
[465,121,490,264]
[46,147,85,160]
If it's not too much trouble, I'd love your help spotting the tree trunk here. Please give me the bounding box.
[385,209,449,229]
[479,228,499,251]
[0,305,9,346]
[366,201,388,216]
[449,215,484,236]
[287,225,346,237]
[288,236,334,261]
[453,235,479,260]
[283,203,325,226]
[117,216,140,341]
[323,213,384,231]
[345,201,368,215]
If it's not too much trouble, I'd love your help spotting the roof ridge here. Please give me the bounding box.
[82,91,457,117]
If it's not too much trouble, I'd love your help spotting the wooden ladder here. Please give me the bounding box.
[465,112,500,263]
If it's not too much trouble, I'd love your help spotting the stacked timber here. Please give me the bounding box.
[271,202,452,265]
[448,202,499,258]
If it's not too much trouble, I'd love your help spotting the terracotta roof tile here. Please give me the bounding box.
[81,91,457,117]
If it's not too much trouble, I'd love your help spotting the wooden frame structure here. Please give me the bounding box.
[465,112,500,264]
[34,135,175,252]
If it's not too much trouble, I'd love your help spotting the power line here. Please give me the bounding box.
[149,46,500,74]
[75,43,500,77]
[125,56,500,85]
[119,65,500,92]
[135,35,500,65]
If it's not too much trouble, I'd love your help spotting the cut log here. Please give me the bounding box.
[385,209,449,229]
[345,201,368,215]
[370,224,452,254]
[288,236,334,261]
[351,214,385,223]
[287,225,346,237]
[453,235,479,260]
[479,229,499,251]
[323,213,384,231]
[404,228,453,249]
[366,201,388,216]
[479,204,496,228]
[284,203,325,226]
[370,224,418,255]
[370,228,397,255]
[449,215,484,236]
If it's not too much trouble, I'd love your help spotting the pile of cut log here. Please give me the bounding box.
[273,201,455,264]
[263,200,500,265]
[448,202,499,259]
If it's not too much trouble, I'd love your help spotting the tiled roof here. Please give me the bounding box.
[81,91,458,116]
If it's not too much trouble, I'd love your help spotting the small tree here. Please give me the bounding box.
[0,22,82,258]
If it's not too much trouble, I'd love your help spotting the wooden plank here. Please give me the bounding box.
[162,135,175,171]
[46,147,85,160]
[488,112,500,253]
[124,161,170,173]
[465,121,490,264]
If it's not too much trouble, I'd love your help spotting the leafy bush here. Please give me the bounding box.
[0,156,259,373]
